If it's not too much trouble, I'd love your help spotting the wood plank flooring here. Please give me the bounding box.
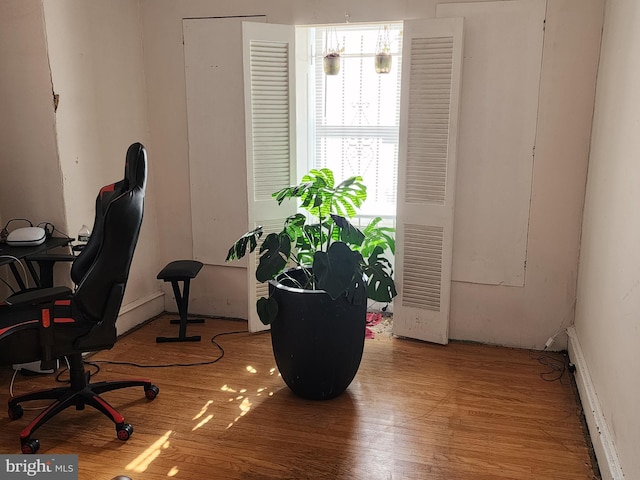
[0,315,599,479]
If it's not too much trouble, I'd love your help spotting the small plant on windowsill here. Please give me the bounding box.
[226,168,397,400]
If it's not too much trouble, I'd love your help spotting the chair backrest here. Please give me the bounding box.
[71,143,146,284]
[72,143,147,330]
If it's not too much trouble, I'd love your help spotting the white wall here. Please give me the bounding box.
[574,0,640,477]
[0,1,163,329]
[42,0,164,328]
[0,0,66,298]
[141,0,602,348]
[43,1,151,236]
[0,1,66,234]
[451,0,603,348]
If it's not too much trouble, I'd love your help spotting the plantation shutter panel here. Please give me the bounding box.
[392,18,464,344]
[242,22,297,332]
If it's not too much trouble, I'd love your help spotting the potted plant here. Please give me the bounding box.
[323,28,343,76]
[374,25,393,74]
[375,49,392,74]
[323,51,342,75]
[226,168,397,399]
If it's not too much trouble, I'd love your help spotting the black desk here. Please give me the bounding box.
[0,237,73,291]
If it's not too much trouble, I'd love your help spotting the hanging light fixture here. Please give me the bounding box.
[375,25,392,74]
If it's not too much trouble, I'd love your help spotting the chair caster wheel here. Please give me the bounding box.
[116,423,134,441]
[8,404,23,421]
[144,384,159,400]
[21,439,40,454]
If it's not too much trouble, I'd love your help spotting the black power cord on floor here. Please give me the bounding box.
[91,330,248,369]
[529,349,570,384]
[46,330,249,385]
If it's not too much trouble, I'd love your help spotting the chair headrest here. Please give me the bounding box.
[124,142,147,191]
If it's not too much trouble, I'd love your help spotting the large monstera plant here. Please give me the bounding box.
[226,168,397,325]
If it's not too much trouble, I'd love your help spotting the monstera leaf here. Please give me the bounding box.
[255,233,291,283]
[330,214,365,246]
[362,246,397,302]
[225,226,263,262]
[273,169,366,221]
[313,242,362,300]
[256,296,279,325]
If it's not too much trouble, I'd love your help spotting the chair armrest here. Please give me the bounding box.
[6,286,73,370]
[5,286,72,306]
[26,253,76,263]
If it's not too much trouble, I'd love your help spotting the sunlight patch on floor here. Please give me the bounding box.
[125,430,172,473]
[221,384,237,393]
[167,465,179,477]
[192,414,214,431]
[220,364,280,429]
[192,400,213,421]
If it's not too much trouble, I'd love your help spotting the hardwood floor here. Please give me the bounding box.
[0,315,598,479]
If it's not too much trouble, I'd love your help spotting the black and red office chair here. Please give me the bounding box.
[0,142,158,454]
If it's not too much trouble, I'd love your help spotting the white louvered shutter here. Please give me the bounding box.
[242,22,297,332]
[392,18,464,344]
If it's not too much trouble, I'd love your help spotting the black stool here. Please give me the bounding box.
[156,260,204,343]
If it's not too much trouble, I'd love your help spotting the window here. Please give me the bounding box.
[304,24,403,221]
[241,19,463,336]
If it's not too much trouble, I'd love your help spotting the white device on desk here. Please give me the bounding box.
[6,226,46,246]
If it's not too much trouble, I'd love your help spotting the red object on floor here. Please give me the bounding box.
[366,312,382,339]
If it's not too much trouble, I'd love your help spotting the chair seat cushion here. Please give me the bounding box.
[157,260,203,281]
[0,301,90,365]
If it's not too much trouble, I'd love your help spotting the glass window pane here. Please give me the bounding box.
[310,23,403,220]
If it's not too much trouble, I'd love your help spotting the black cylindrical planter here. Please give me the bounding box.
[269,270,366,400]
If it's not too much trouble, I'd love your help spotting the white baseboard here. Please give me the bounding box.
[567,327,625,480]
[116,290,165,335]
